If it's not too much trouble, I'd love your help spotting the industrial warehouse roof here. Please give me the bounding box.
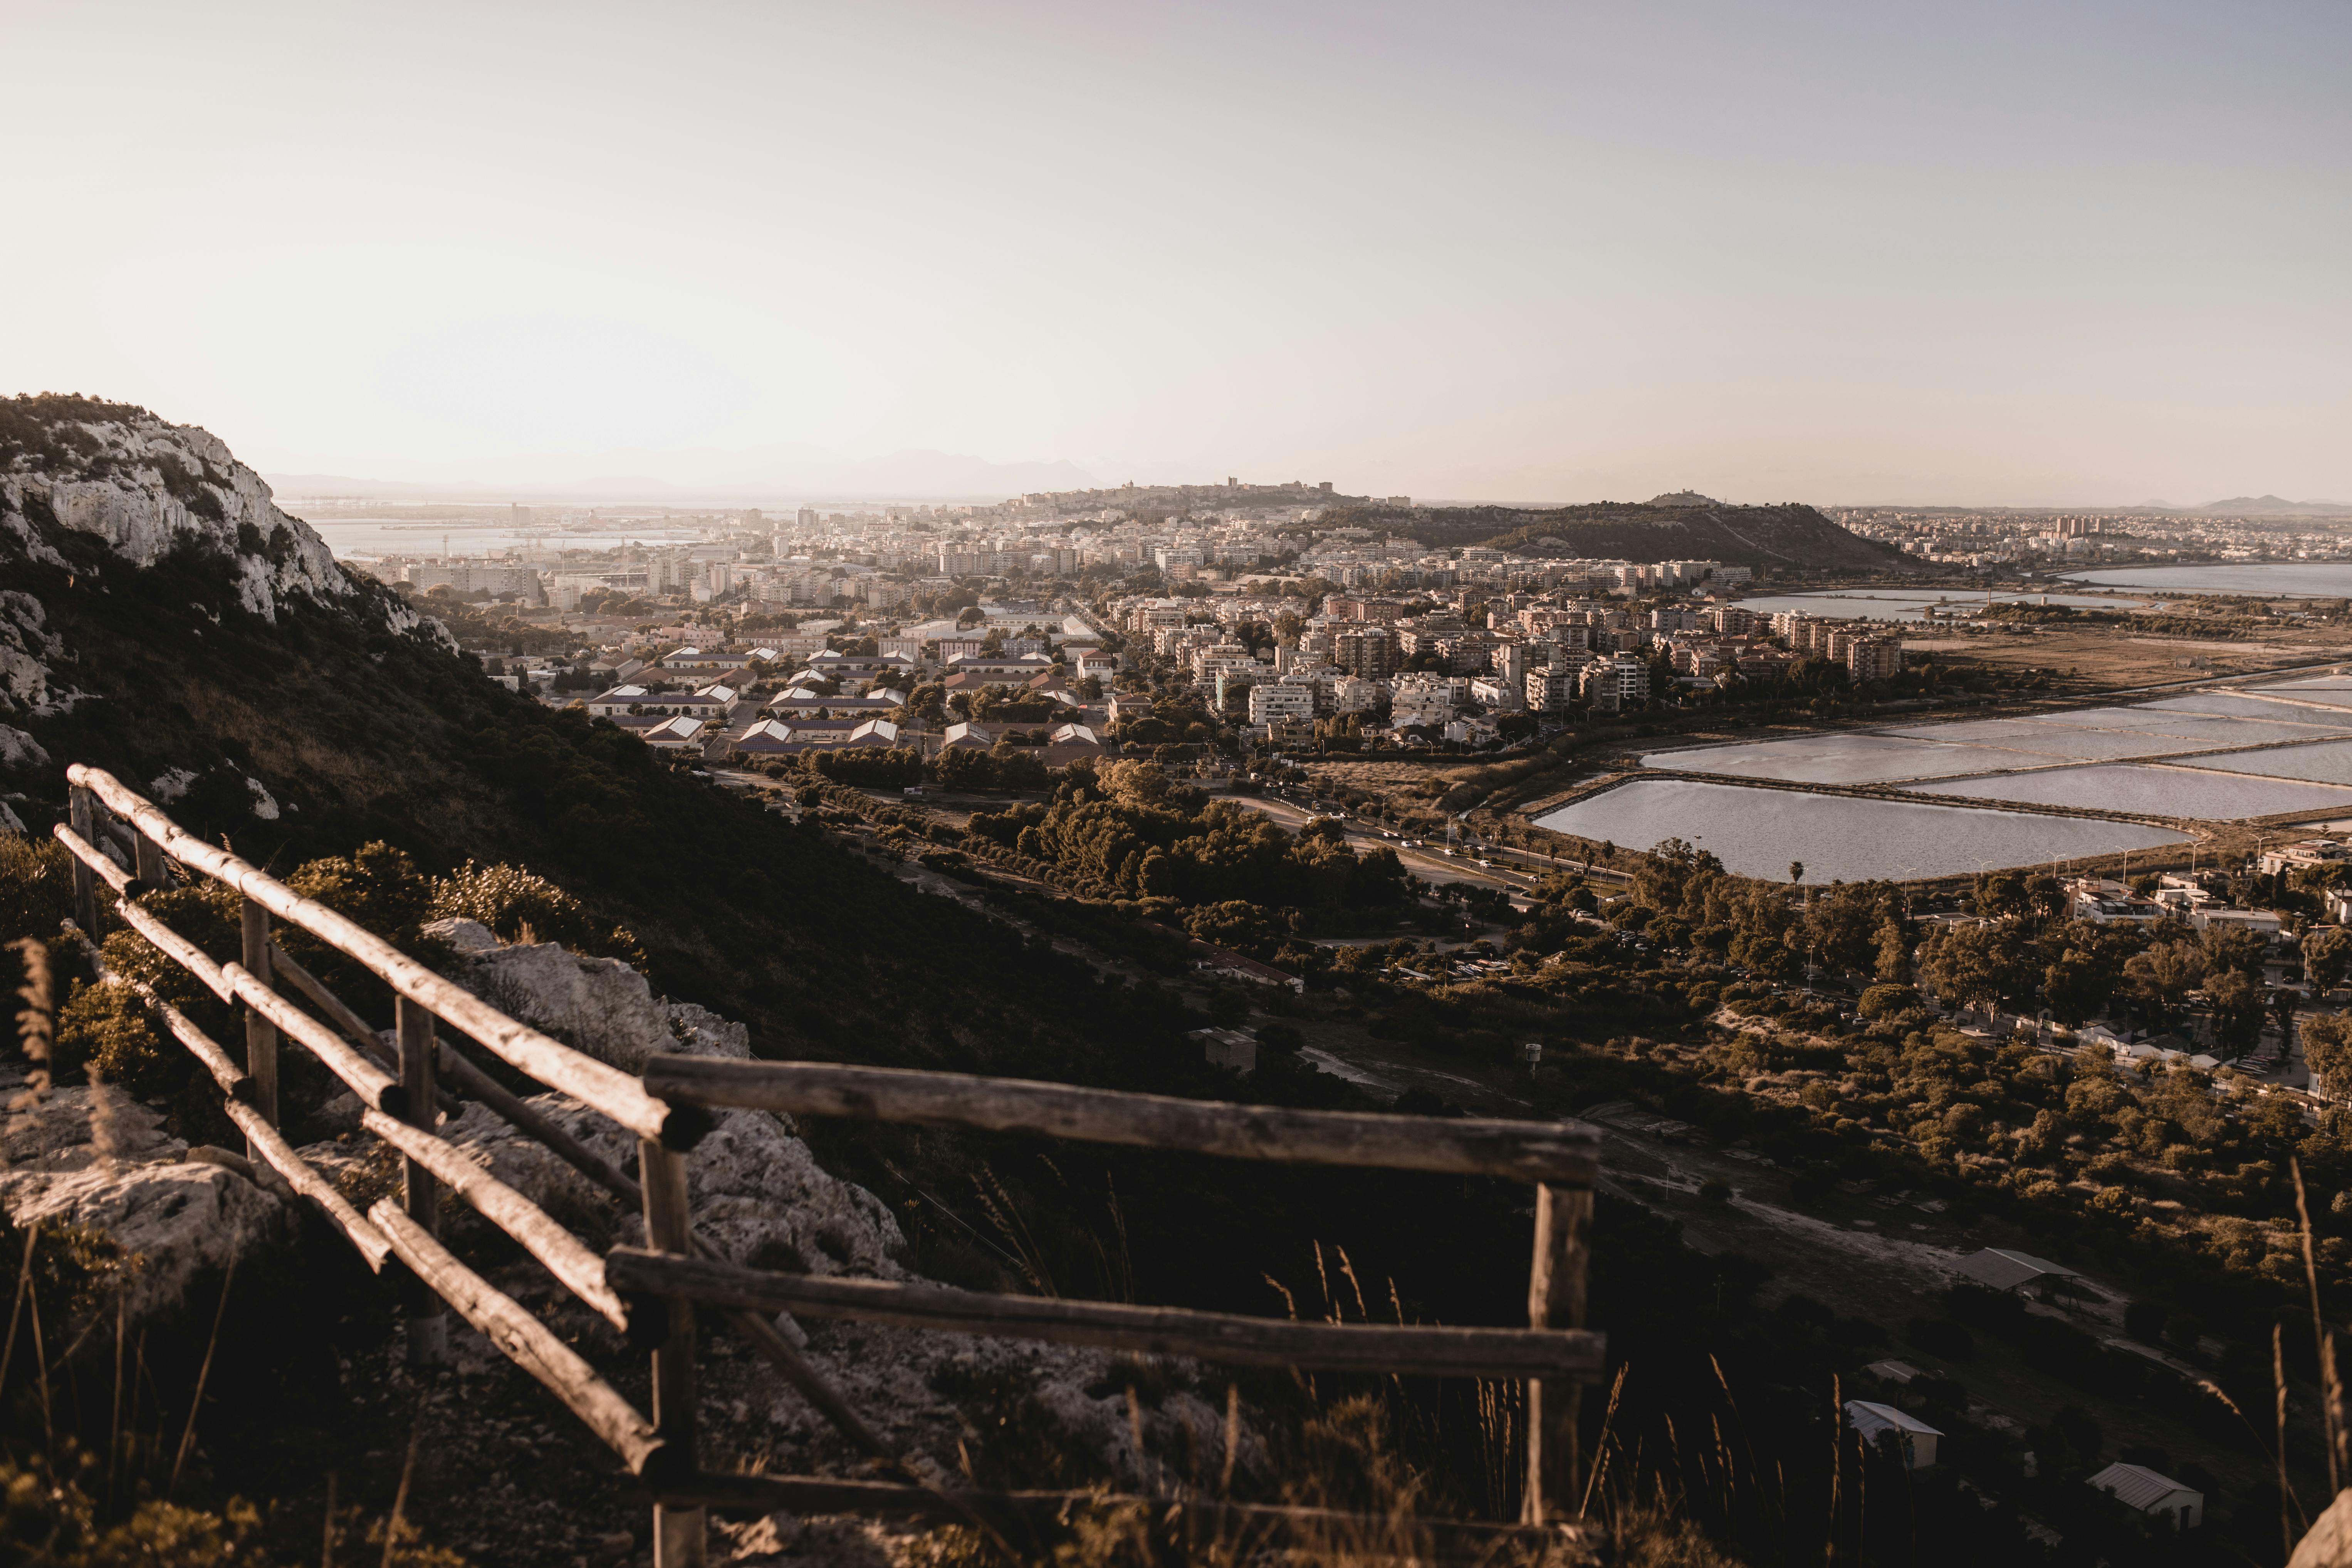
[1954,1248,2080,1291]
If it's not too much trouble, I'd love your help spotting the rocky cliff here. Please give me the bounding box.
[0,395,431,719]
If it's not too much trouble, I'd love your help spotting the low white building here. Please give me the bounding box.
[2087,1462,2203,1530]
[1845,1402,1942,1469]
[1469,675,1524,712]
[2190,906,2283,939]
[2259,839,2350,879]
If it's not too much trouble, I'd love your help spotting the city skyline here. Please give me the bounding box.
[5,0,2347,506]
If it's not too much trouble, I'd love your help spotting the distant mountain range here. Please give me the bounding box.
[2189,494,2352,517]
[264,450,1098,504]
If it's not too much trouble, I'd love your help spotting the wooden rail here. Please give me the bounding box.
[607,1247,1605,1378]
[46,764,1608,1561]
[634,1054,1606,1529]
[641,1056,1602,1185]
[66,766,682,1145]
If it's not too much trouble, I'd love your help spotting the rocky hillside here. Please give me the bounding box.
[1324,497,1922,575]
[0,394,1174,1075]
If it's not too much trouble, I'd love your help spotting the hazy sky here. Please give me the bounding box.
[6,1,2347,505]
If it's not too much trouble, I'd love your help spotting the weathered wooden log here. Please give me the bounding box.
[57,919,247,1099]
[53,823,133,897]
[54,837,230,1023]
[68,766,677,1145]
[225,1101,394,1272]
[433,1034,641,1201]
[60,917,387,1268]
[652,1473,1603,1560]
[1523,1183,1593,1525]
[605,1249,1605,1379]
[640,1143,704,1567]
[358,1107,628,1331]
[67,786,101,936]
[396,994,450,1367]
[421,1037,899,1469]
[266,942,378,1045]
[366,1198,670,1477]
[267,944,464,1115]
[238,898,280,1138]
[116,902,234,1002]
[221,962,403,1116]
[133,824,169,891]
[638,1057,1601,1186]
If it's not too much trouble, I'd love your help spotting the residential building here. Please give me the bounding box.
[1580,655,1650,708]
[1525,665,1577,713]
[1847,636,1903,681]
[1247,682,1316,724]
[1333,626,1398,679]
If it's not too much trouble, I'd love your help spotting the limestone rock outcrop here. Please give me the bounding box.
[0,1069,286,1318]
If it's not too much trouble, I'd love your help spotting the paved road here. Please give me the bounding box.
[1219,791,1541,899]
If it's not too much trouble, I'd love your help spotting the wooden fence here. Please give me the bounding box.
[50,764,1607,1563]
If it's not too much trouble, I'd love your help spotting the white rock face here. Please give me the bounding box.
[0,1076,287,1319]
[12,416,349,620]
[0,401,448,725]
[0,591,64,715]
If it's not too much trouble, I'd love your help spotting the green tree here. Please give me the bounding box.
[2308,927,2352,994]
[2124,939,2206,1026]
[2206,968,2265,1059]
[2307,1012,2352,1100]
[2043,947,2110,1028]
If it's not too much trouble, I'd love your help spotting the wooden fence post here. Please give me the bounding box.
[133,826,168,891]
[1523,1182,1592,1526]
[642,1139,704,1567]
[67,786,100,936]
[398,994,449,1366]
[239,897,279,1140]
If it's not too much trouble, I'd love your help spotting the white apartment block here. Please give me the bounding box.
[1247,682,1317,724]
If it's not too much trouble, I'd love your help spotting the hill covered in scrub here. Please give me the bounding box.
[1323,497,1922,574]
[0,393,1183,1076]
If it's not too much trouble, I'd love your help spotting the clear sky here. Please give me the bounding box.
[5,0,2347,505]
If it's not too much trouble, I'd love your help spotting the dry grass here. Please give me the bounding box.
[1922,623,2332,690]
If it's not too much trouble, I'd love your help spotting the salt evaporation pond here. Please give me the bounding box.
[2067,564,2352,597]
[2252,682,2352,711]
[1534,780,2188,883]
[1648,708,2343,784]
[2135,693,2348,724]
[1885,721,2234,762]
[2192,740,2352,787]
[1643,733,2049,784]
[1906,763,2352,819]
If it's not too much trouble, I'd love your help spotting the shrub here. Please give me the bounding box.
[430,860,642,964]
[0,833,74,946]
